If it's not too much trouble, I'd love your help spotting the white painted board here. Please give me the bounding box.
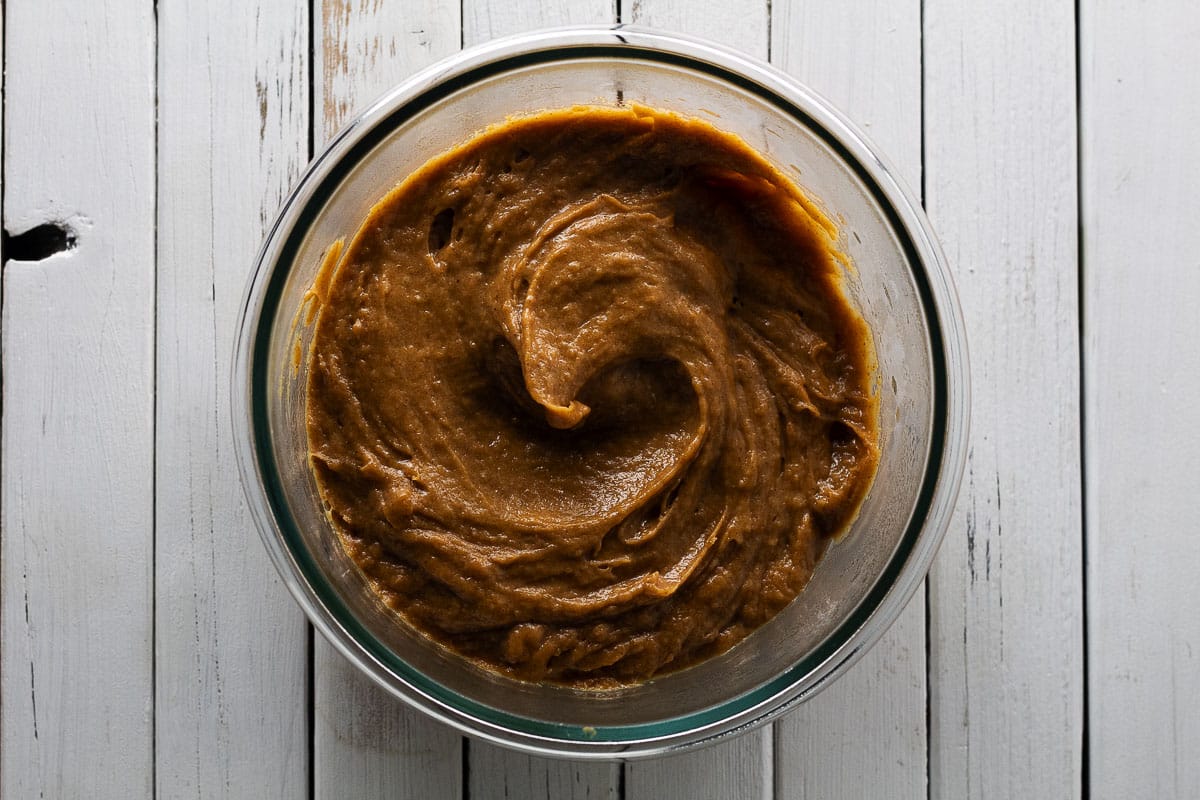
[1082,1,1200,797]
[318,0,462,144]
[464,0,613,43]
[925,1,1084,798]
[458,2,626,795]
[621,3,773,797]
[625,0,767,54]
[312,3,466,798]
[0,1,156,797]
[771,2,928,797]
[468,743,621,800]
[13,0,1195,797]
[154,1,312,796]
[315,659,464,800]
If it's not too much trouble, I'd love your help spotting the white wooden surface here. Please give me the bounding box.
[459,4,621,798]
[313,3,464,799]
[620,4,773,798]
[1,1,156,797]
[155,1,311,797]
[925,1,1085,798]
[771,3,928,797]
[1081,2,1200,798]
[3,1,1198,798]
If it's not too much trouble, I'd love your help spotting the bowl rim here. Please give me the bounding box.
[232,23,970,760]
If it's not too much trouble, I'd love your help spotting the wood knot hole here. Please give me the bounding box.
[3,222,78,262]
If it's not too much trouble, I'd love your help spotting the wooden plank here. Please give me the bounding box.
[0,1,156,797]
[1081,2,1200,797]
[468,745,621,800]
[770,3,927,798]
[624,0,767,48]
[772,598,927,800]
[621,3,772,798]
[924,1,1083,797]
[458,3,628,795]
[316,658,464,799]
[317,0,461,145]
[628,729,772,800]
[463,0,612,43]
[154,1,311,796]
[313,3,465,798]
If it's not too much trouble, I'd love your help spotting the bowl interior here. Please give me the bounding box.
[251,48,939,740]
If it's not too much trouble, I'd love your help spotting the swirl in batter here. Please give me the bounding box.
[305,106,878,686]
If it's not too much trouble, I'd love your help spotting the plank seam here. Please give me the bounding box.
[1074,0,1090,797]
[308,626,315,800]
[307,3,317,800]
[0,10,8,777]
[919,1,931,799]
[765,9,777,795]
[308,0,316,164]
[461,736,471,800]
[458,13,468,799]
[765,0,771,62]
[152,0,161,796]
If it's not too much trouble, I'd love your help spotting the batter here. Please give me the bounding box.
[305,105,879,686]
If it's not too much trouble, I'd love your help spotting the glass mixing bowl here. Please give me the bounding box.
[233,25,968,759]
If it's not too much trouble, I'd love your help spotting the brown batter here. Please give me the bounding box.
[305,106,878,687]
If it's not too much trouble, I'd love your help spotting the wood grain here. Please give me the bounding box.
[620,3,773,798]
[468,745,620,800]
[314,658,464,799]
[0,1,156,797]
[313,3,466,798]
[771,2,928,797]
[925,1,1083,797]
[5,0,1197,796]
[627,729,772,800]
[1081,1,1200,797]
[317,0,462,144]
[464,0,612,43]
[154,1,311,796]
[626,0,766,51]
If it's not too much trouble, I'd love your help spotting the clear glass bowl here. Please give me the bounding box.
[233,25,968,759]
